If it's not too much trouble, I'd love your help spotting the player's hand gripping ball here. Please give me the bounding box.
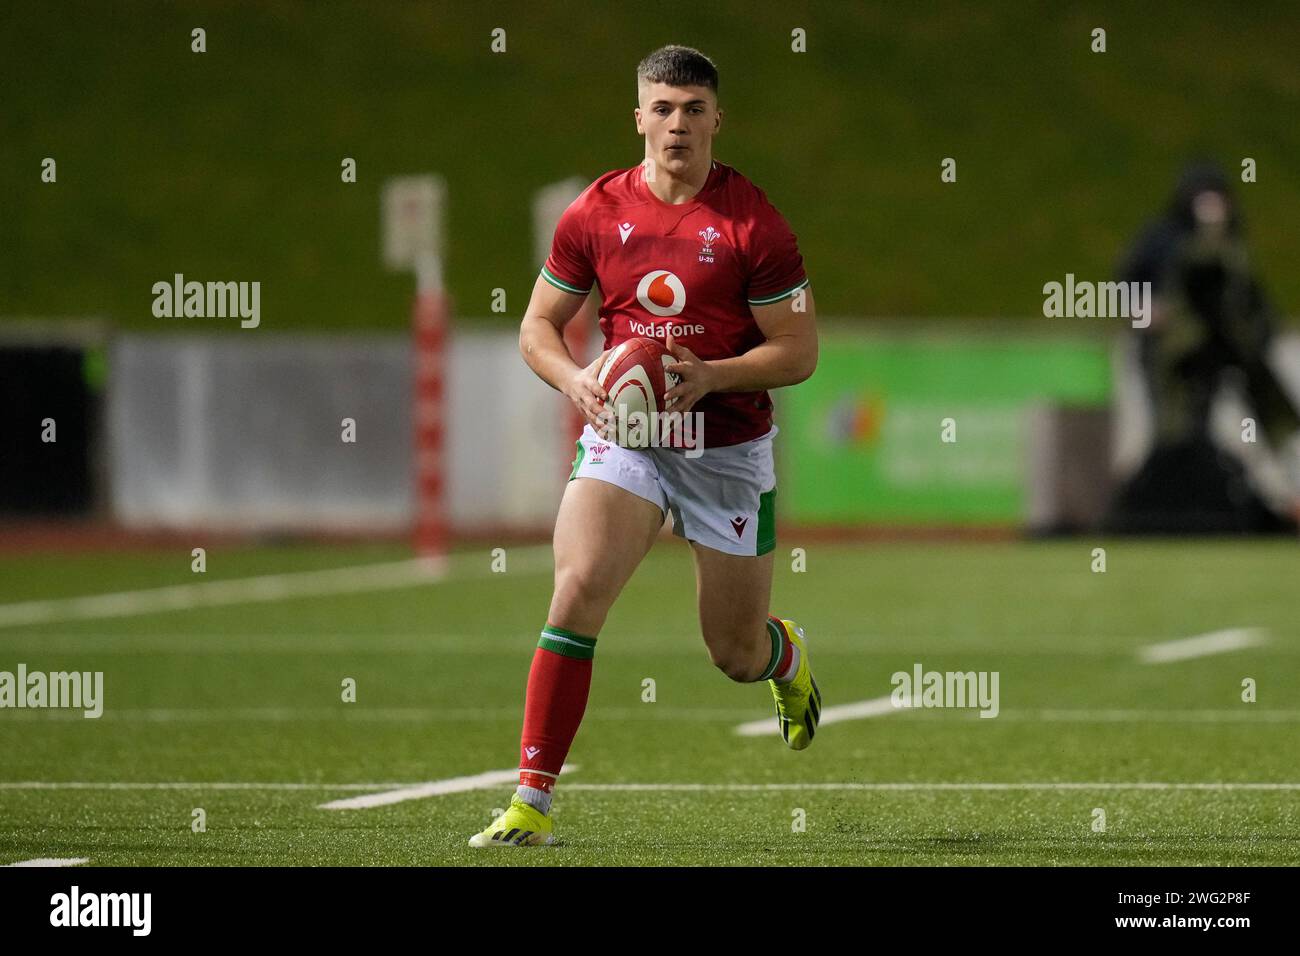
[596,337,681,448]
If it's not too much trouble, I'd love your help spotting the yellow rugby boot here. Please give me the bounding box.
[768,617,821,750]
[467,795,555,848]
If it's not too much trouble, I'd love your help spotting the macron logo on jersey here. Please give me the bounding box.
[636,270,686,317]
[618,222,635,245]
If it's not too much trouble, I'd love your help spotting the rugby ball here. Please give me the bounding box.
[596,337,681,448]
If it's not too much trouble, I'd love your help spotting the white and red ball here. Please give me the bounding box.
[596,337,681,447]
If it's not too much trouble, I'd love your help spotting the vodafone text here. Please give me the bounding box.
[628,320,705,338]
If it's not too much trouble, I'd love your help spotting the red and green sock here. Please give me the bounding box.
[515,616,794,814]
[760,614,800,683]
[516,624,597,815]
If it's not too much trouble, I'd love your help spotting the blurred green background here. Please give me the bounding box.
[2,0,1297,330]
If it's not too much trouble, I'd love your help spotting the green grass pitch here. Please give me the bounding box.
[0,539,1297,866]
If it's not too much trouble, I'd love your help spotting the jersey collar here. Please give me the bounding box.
[639,159,721,211]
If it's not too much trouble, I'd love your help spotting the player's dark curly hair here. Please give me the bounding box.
[636,45,718,97]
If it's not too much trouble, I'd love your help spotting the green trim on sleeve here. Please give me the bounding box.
[541,266,592,296]
[748,277,810,306]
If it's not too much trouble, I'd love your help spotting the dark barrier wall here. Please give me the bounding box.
[0,346,95,515]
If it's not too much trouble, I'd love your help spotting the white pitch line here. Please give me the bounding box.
[318,770,521,810]
[5,857,89,867]
[0,705,763,723]
[3,779,1298,795]
[9,706,1300,725]
[0,547,554,629]
[318,764,578,810]
[561,782,1300,792]
[735,694,899,736]
[0,781,421,792]
[1139,628,1269,664]
[1004,709,1300,723]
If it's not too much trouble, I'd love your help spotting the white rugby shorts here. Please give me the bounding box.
[568,423,778,557]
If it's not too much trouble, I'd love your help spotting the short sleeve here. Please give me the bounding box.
[746,205,809,306]
[541,200,595,295]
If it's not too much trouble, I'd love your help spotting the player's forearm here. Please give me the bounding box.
[706,334,817,393]
[519,315,582,392]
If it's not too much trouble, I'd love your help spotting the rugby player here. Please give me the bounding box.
[471,44,820,848]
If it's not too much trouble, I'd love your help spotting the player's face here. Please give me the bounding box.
[635,82,721,175]
[1192,190,1229,233]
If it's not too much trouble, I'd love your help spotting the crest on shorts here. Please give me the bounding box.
[590,442,610,464]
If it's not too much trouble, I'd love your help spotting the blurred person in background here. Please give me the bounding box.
[1104,161,1300,533]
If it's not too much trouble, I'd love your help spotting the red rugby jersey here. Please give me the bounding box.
[541,160,809,448]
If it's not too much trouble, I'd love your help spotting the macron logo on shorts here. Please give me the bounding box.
[730,516,748,538]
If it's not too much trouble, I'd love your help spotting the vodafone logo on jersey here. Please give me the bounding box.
[636,270,686,317]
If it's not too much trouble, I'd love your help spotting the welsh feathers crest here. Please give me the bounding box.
[698,226,720,257]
